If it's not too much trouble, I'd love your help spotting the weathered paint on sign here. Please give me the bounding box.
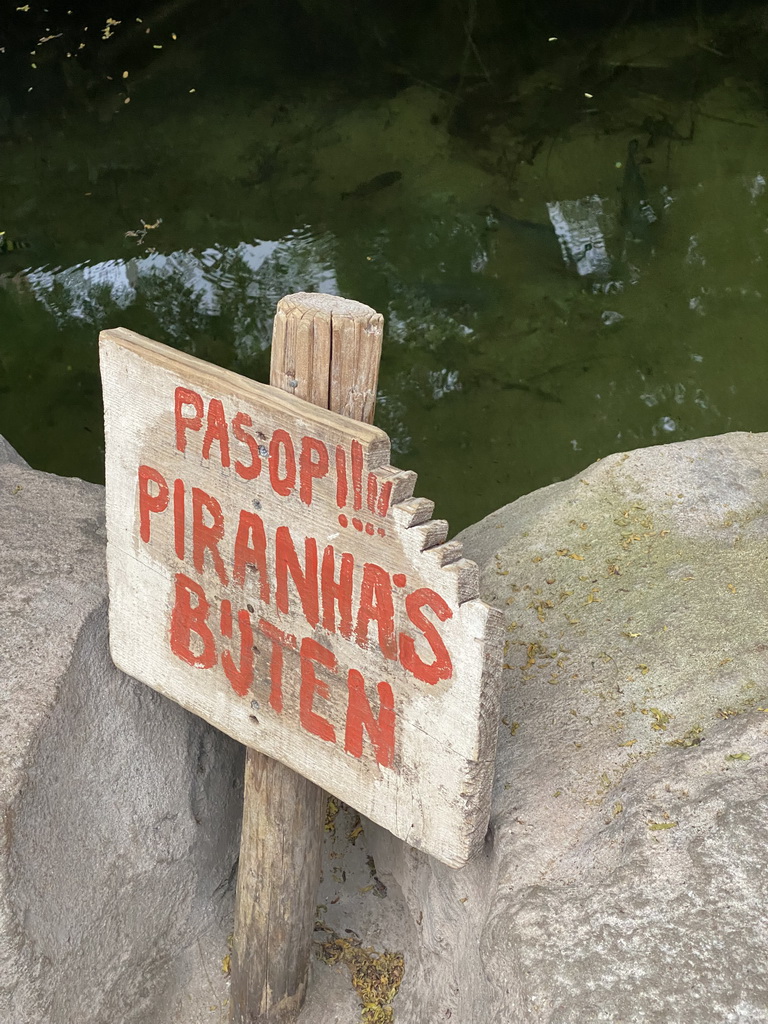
[99,327,503,867]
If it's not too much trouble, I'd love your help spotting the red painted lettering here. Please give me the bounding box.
[275,526,319,627]
[335,445,348,508]
[259,618,296,713]
[355,563,396,659]
[138,464,169,544]
[232,511,270,602]
[320,545,354,639]
[169,573,216,668]
[377,479,393,518]
[232,412,261,481]
[175,387,204,453]
[299,436,329,506]
[202,398,231,468]
[220,599,254,697]
[399,588,453,684]
[299,637,336,743]
[351,439,364,510]
[345,670,395,768]
[269,429,296,496]
[191,487,229,586]
[173,477,185,560]
[366,472,378,514]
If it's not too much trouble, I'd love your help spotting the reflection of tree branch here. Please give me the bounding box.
[455,0,492,102]
[462,370,562,404]
[461,0,492,85]
[384,63,454,99]
[526,354,607,384]
[697,111,759,129]
[608,0,640,35]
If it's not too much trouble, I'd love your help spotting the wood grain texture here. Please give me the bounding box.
[230,754,326,1024]
[99,323,503,868]
[270,293,383,423]
[233,294,381,1023]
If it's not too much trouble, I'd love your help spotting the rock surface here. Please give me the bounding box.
[0,438,243,1024]
[309,432,768,1024]
[3,430,768,1024]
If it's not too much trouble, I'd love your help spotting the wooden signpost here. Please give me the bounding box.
[99,293,503,1023]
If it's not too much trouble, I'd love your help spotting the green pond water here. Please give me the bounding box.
[2,5,768,532]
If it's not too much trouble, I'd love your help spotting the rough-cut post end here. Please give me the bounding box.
[271,293,383,425]
[277,292,378,319]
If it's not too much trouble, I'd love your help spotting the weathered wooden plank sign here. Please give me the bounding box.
[99,322,502,868]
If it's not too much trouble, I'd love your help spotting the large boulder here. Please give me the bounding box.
[4,429,768,1023]
[309,431,768,1023]
[0,437,244,1024]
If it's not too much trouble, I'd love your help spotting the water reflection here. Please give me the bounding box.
[4,8,768,532]
[18,229,339,359]
[547,196,613,278]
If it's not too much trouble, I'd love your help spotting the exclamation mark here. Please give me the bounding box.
[366,475,393,520]
[335,445,348,509]
[351,440,364,511]
[337,443,389,536]
[367,473,378,513]
[376,479,393,519]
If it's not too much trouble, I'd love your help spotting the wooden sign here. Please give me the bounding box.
[99,326,502,867]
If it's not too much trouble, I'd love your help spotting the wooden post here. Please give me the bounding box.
[230,293,384,1024]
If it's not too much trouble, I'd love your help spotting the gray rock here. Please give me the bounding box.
[460,432,768,1024]
[4,429,768,1024]
[0,438,243,1024]
[0,435,27,467]
[305,432,768,1024]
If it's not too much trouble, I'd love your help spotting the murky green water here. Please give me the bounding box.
[2,4,768,532]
